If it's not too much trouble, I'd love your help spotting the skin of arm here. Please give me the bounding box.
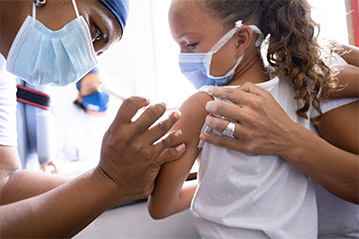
[0,97,186,237]
[321,55,359,99]
[333,43,359,67]
[0,147,69,205]
[0,145,121,237]
[148,92,212,219]
[328,64,359,98]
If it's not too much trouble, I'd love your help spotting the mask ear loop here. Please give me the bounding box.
[71,0,80,18]
[236,20,264,47]
[249,25,264,47]
[32,0,80,19]
[203,20,243,79]
[32,2,36,19]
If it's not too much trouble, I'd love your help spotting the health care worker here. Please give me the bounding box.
[0,0,185,237]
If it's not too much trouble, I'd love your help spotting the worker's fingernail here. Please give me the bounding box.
[173,111,181,120]
[161,102,167,108]
[176,143,185,152]
[175,130,182,137]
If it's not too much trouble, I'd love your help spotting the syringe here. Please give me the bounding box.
[98,83,126,101]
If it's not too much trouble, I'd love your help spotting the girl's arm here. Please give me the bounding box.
[148,92,212,219]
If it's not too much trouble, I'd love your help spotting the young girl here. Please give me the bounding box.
[148,0,357,238]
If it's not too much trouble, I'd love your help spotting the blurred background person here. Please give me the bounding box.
[56,66,113,176]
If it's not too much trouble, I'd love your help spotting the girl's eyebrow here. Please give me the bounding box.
[177,32,199,41]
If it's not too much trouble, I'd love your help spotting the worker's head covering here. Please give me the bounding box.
[98,0,129,31]
[76,66,100,91]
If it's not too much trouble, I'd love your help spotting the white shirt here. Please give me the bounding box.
[193,78,317,239]
[313,54,359,238]
[0,53,17,146]
[193,77,357,238]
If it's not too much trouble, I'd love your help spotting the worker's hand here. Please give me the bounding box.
[98,97,185,203]
[200,82,299,157]
[113,144,186,206]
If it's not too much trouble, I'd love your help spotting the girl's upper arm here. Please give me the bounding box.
[316,100,359,154]
[148,91,213,218]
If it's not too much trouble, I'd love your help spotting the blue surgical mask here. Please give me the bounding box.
[82,92,110,113]
[178,20,264,89]
[6,0,97,86]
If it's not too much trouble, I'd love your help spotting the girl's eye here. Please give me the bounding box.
[185,42,198,50]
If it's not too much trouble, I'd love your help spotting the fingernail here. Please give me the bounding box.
[176,143,185,152]
[208,87,215,94]
[175,130,182,137]
[162,102,167,107]
[206,101,215,111]
[173,111,181,120]
[199,133,207,140]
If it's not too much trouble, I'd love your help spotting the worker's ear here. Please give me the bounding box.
[233,25,253,58]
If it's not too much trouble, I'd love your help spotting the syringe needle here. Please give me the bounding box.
[98,83,126,101]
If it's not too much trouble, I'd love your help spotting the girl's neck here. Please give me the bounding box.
[229,51,269,86]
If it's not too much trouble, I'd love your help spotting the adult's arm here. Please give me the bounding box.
[321,44,359,98]
[0,146,69,204]
[321,64,359,98]
[200,84,358,204]
[0,97,185,238]
[333,42,359,67]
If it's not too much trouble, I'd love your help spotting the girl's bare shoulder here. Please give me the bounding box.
[172,91,213,145]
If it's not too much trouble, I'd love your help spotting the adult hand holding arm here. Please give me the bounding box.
[200,83,358,203]
[0,96,185,238]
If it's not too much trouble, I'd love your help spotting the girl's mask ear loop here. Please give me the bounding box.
[235,20,264,47]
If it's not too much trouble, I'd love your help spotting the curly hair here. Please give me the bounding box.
[203,0,338,120]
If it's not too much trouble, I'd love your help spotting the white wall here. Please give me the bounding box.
[97,0,157,101]
[310,0,349,44]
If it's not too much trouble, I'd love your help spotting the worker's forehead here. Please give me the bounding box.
[97,0,129,32]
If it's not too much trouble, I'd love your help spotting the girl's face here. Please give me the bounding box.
[169,0,228,53]
[169,0,241,76]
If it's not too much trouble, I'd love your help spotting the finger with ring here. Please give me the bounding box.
[221,121,236,138]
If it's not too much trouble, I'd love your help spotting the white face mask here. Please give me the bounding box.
[6,0,97,86]
[179,20,264,89]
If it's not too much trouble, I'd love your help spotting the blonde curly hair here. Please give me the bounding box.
[204,0,338,120]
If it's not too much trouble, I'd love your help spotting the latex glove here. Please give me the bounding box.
[200,82,298,157]
[98,97,185,205]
